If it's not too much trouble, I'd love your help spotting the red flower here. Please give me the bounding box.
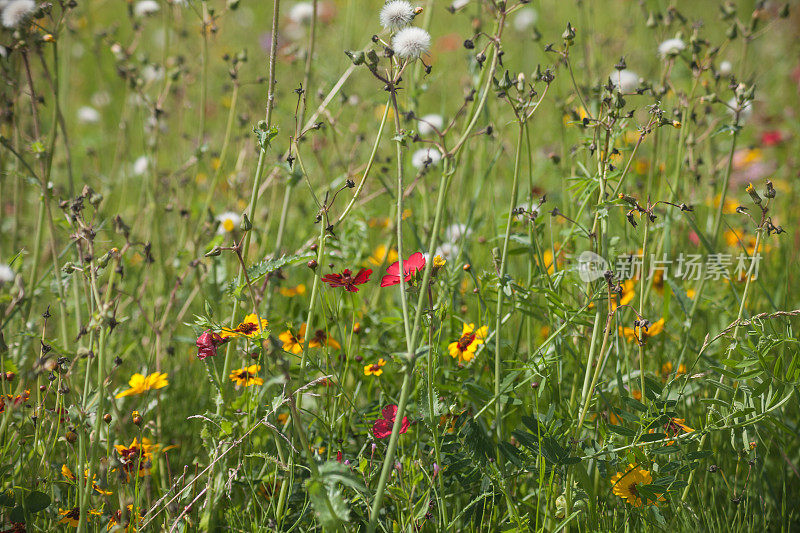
[372,404,409,439]
[761,130,784,147]
[321,268,372,292]
[196,330,224,360]
[379,252,426,287]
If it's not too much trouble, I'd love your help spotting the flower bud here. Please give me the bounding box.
[196,330,224,360]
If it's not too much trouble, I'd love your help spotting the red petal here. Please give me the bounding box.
[399,416,410,434]
[372,419,392,439]
[380,275,400,287]
[354,268,372,285]
[385,260,400,276]
[382,404,398,421]
[404,252,425,275]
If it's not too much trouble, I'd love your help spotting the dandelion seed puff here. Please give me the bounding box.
[512,7,537,32]
[658,37,686,58]
[380,0,415,31]
[77,106,101,124]
[727,97,752,123]
[719,60,732,76]
[435,242,459,261]
[0,264,14,284]
[609,69,639,94]
[418,114,443,135]
[411,147,442,169]
[444,223,472,242]
[392,26,431,59]
[2,0,36,29]
[216,211,241,234]
[288,2,315,25]
[134,0,160,17]
[450,0,469,10]
[133,156,149,176]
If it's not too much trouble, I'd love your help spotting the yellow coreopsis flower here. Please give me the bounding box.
[448,323,488,362]
[364,358,387,377]
[219,313,268,339]
[115,372,168,398]
[610,464,665,507]
[619,318,664,344]
[368,244,398,267]
[279,284,307,297]
[229,364,263,387]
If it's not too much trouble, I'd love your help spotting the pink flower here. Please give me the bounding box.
[372,404,410,439]
[196,330,224,360]
[761,130,784,147]
[379,252,426,287]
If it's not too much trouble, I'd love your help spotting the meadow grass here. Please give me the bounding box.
[1,0,800,531]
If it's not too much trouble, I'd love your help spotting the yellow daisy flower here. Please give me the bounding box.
[448,323,488,362]
[229,364,263,387]
[115,372,168,398]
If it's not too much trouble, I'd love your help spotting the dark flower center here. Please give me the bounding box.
[237,322,258,334]
[457,332,476,351]
[237,370,254,380]
[314,330,327,343]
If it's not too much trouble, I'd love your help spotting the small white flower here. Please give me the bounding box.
[444,223,472,242]
[658,37,686,58]
[512,7,537,32]
[727,97,752,123]
[216,211,241,234]
[609,69,639,94]
[77,106,101,124]
[2,0,36,28]
[0,45,7,59]
[288,2,315,25]
[392,26,431,59]
[0,264,14,284]
[450,0,469,10]
[91,91,111,108]
[411,147,442,169]
[435,242,459,261]
[134,0,160,16]
[380,0,415,31]
[133,155,149,176]
[719,60,732,76]
[417,114,443,135]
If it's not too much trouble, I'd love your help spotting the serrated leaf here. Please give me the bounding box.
[226,254,314,297]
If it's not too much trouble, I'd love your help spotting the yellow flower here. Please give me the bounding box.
[448,323,488,362]
[619,318,664,344]
[61,464,113,495]
[364,358,387,376]
[613,279,637,310]
[114,437,160,479]
[713,193,739,215]
[368,244,398,266]
[59,507,101,526]
[610,464,665,507]
[220,313,268,339]
[433,255,446,268]
[279,284,306,297]
[279,325,305,354]
[277,413,289,425]
[115,372,168,398]
[661,361,687,377]
[310,328,341,350]
[229,364,263,387]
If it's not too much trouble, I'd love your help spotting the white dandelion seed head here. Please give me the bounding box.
[411,147,442,169]
[719,60,732,76]
[134,0,160,17]
[727,97,752,123]
[435,242,459,261]
[392,26,431,59]
[379,0,415,31]
[2,0,36,29]
[450,0,469,10]
[77,106,101,124]
[658,37,686,58]
[512,7,537,32]
[609,69,639,94]
[417,114,443,135]
[0,264,14,284]
[216,211,241,234]
[133,155,149,176]
[444,223,472,243]
[288,2,315,25]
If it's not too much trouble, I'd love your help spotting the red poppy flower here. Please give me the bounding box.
[761,130,784,147]
[321,268,372,292]
[196,330,224,360]
[372,404,409,439]
[380,252,426,287]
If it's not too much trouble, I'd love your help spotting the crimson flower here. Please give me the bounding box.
[196,330,224,360]
[372,404,409,439]
[379,252,426,287]
[321,268,372,292]
[761,130,784,147]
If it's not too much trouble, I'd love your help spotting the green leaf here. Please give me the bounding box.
[306,479,349,529]
[24,490,50,513]
[225,253,314,297]
[253,123,279,151]
[607,424,637,437]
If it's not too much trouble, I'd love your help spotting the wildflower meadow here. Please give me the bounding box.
[2,0,800,530]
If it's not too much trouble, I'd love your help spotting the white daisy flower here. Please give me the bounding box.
[658,37,686,58]
[392,26,431,59]
[512,7,537,32]
[609,69,639,94]
[444,223,472,242]
[134,0,159,16]
[411,147,442,169]
[380,0,415,31]
[77,106,101,124]
[133,155,149,176]
[727,97,752,123]
[0,264,14,284]
[719,60,732,76]
[216,211,241,234]
[288,2,315,25]
[418,114,443,135]
[2,0,36,28]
